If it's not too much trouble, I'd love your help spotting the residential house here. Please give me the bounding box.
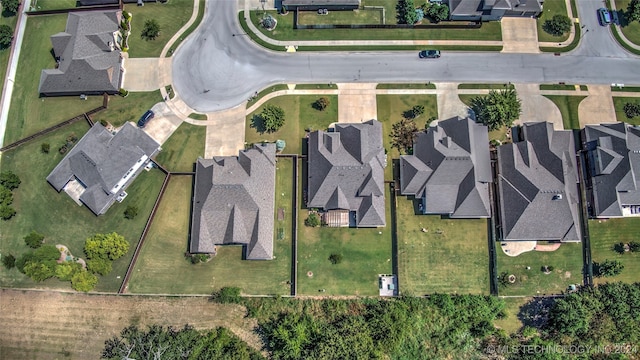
[190,143,277,260]
[47,122,161,215]
[582,122,640,217]
[447,0,543,21]
[39,11,124,97]
[496,122,581,242]
[399,116,492,218]
[307,120,386,227]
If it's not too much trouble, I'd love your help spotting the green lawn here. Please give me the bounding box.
[247,84,289,108]
[295,84,337,90]
[31,0,77,10]
[246,95,338,155]
[539,84,581,91]
[124,0,194,58]
[589,218,640,284]
[612,86,640,92]
[297,8,383,25]
[4,14,103,145]
[376,83,436,89]
[396,197,490,295]
[493,297,531,334]
[154,122,206,172]
[91,91,163,127]
[613,97,640,125]
[376,94,438,181]
[615,0,640,46]
[458,83,514,90]
[188,113,208,120]
[543,95,586,130]
[496,242,584,296]
[128,159,294,295]
[0,121,165,292]
[363,0,397,24]
[167,0,205,56]
[536,0,571,43]
[250,11,502,41]
[0,13,18,90]
[297,187,393,296]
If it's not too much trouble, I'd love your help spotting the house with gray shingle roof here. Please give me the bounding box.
[39,10,124,97]
[497,122,581,242]
[307,120,386,227]
[582,123,640,218]
[190,143,277,260]
[399,116,492,218]
[47,122,161,215]
[447,0,542,21]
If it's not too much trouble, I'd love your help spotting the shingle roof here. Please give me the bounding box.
[399,116,492,218]
[450,0,541,16]
[190,143,277,260]
[497,122,581,242]
[39,11,123,96]
[46,123,160,215]
[583,123,640,217]
[307,120,386,227]
[449,0,483,16]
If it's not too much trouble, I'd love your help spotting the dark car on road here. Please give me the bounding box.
[598,8,611,26]
[419,50,441,59]
[137,110,154,128]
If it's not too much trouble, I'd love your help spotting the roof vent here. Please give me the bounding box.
[552,194,563,200]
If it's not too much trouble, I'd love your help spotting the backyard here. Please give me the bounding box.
[30,0,77,10]
[127,158,294,295]
[613,96,640,125]
[496,242,584,296]
[296,187,393,296]
[154,122,206,172]
[0,121,165,292]
[589,218,640,284]
[246,95,338,155]
[396,196,490,295]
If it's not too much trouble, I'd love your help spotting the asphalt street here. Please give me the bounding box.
[172,0,640,113]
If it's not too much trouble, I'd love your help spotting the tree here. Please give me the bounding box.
[403,104,425,119]
[86,257,113,276]
[0,171,20,190]
[210,287,242,304]
[0,204,16,220]
[305,213,321,227]
[55,262,82,281]
[594,259,624,277]
[71,270,98,292]
[260,105,285,133]
[397,0,418,24]
[543,15,572,36]
[0,185,12,206]
[0,25,13,48]
[427,3,449,23]
[23,261,55,282]
[123,205,138,220]
[141,19,160,40]
[314,97,330,111]
[41,143,50,153]
[84,232,130,261]
[1,0,20,14]
[627,0,640,23]
[471,88,521,131]
[390,117,418,154]
[2,253,16,269]
[623,102,640,118]
[328,253,343,264]
[24,230,45,248]
[629,241,640,252]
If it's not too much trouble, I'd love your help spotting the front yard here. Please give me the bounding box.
[589,218,640,284]
[543,95,586,129]
[613,97,640,125]
[154,122,206,172]
[536,0,571,43]
[615,0,640,46]
[396,196,490,295]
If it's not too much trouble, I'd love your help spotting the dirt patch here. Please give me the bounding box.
[0,289,263,359]
[278,207,285,221]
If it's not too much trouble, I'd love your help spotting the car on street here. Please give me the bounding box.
[419,50,441,59]
[598,8,611,26]
[137,110,155,128]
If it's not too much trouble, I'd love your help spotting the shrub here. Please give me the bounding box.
[0,171,21,190]
[41,143,50,153]
[305,213,321,227]
[629,241,640,252]
[594,259,624,277]
[118,88,129,97]
[210,287,242,304]
[328,253,343,265]
[24,230,45,248]
[543,15,572,36]
[426,3,449,23]
[1,0,20,13]
[71,271,98,292]
[613,242,627,254]
[100,119,108,127]
[0,205,16,220]
[141,19,160,40]
[0,185,12,206]
[314,97,330,111]
[87,257,113,276]
[55,262,82,281]
[23,261,56,282]
[623,102,640,119]
[124,205,138,220]
[0,25,13,48]
[189,253,209,264]
[2,254,16,269]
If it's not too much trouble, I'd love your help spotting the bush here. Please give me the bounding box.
[118,88,129,97]
[2,254,16,269]
[623,102,640,119]
[1,0,20,13]
[189,253,210,264]
[210,287,242,304]
[314,97,330,111]
[24,261,56,282]
[543,15,572,36]
[55,262,82,281]
[397,0,418,24]
[71,271,98,292]
[305,213,321,227]
[0,204,16,220]
[41,143,50,153]
[328,253,343,265]
[628,241,640,252]
[24,230,45,248]
[124,205,138,220]
[87,257,113,276]
[141,19,160,40]
[0,185,12,206]
[594,259,624,277]
[0,171,21,190]
[403,104,425,119]
[256,105,285,133]
[0,25,13,48]
[426,3,449,23]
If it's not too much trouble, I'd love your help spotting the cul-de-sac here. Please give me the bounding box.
[1,0,640,358]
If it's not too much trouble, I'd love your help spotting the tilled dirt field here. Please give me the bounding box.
[0,289,263,359]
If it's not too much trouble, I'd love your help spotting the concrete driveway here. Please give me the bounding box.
[123,57,172,92]
[501,18,540,54]
[143,102,183,145]
[203,105,247,157]
[515,83,563,130]
[337,83,378,122]
[578,85,617,127]
[436,83,473,120]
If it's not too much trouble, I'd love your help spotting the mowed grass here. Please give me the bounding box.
[4,14,103,144]
[616,0,640,46]
[297,9,383,25]
[536,0,571,43]
[493,297,531,334]
[125,0,193,58]
[613,97,640,125]
[543,95,586,130]
[396,197,490,295]
[376,94,438,181]
[167,0,205,55]
[250,11,502,41]
[91,91,163,127]
[0,121,166,292]
[31,0,77,10]
[128,158,294,295]
[496,242,584,296]
[0,13,18,89]
[297,188,393,296]
[589,218,640,284]
[154,122,206,172]
[246,95,338,155]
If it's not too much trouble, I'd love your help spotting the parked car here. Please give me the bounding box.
[598,8,611,26]
[137,110,155,128]
[419,50,441,59]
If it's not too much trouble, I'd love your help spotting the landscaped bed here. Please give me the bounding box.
[589,218,640,284]
[396,196,490,295]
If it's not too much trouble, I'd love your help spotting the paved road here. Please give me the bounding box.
[172,0,640,113]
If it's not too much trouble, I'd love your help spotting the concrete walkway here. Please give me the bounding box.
[514,83,563,130]
[337,83,378,123]
[578,85,617,127]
